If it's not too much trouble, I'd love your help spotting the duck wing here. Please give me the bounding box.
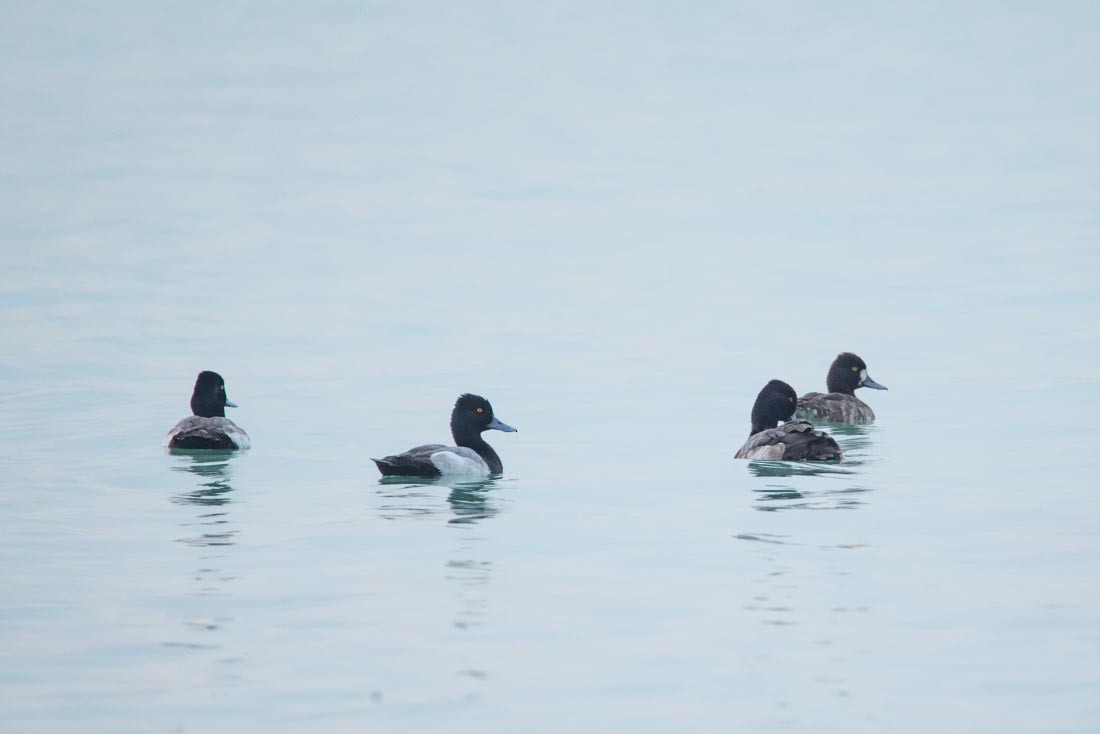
[372,443,448,477]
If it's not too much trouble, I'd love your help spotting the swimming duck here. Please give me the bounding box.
[735,379,842,461]
[373,393,517,477]
[796,352,887,423]
[165,371,251,450]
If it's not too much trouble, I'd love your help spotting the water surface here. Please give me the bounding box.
[2,3,1099,732]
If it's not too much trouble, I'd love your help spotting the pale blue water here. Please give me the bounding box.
[2,3,1099,732]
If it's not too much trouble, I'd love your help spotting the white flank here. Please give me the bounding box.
[429,448,490,476]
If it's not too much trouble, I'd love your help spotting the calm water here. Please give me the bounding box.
[2,3,1099,732]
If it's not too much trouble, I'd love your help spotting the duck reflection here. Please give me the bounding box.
[170,451,239,546]
[375,475,499,691]
[171,450,236,507]
[164,451,243,666]
[446,479,500,525]
[376,476,503,525]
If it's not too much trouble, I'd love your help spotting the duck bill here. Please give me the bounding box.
[860,373,887,391]
[487,416,517,432]
[224,399,239,408]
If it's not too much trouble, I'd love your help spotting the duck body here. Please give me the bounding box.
[734,419,842,461]
[796,352,887,424]
[735,379,842,462]
[373,444,497,477]
[165,371,250,450]
[373,394,516,478]
[796,392,876,423]
[166,416,251,450]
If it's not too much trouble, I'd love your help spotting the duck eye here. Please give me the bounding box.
[851,366,859,372]
[476,407,484,413]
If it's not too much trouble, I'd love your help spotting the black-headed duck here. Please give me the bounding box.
[165,371,251,450]
[735,379,842,461]
[373,393,517,477]
[797,352,887,424]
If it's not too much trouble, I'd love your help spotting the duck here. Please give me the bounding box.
[164,371,251,450]
[796,352,887,423]
[735,379,842,461]
[373,393,517,477]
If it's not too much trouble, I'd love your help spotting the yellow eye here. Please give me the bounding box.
[476,407,484,413]
[220,385,225,391]
[851,366,859,372]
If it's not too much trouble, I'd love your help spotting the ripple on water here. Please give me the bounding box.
[747,460,858,479]
[752,484,873,512]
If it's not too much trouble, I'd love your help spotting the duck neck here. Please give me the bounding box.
[191,396,225,418]
[826,371,857,395]
[453,427,503,473]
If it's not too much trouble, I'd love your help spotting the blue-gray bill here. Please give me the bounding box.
[488,416,517,432]
[860,373,887,390]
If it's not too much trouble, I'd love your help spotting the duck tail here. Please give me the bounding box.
[372,458,400,476]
